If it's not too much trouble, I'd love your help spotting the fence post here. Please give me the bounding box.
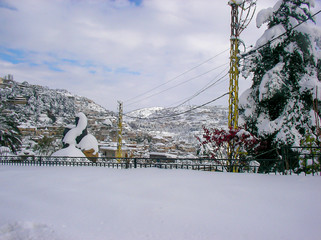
[134,158,137,168]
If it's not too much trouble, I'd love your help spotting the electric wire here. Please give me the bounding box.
[168,67,229,108]
[241,9,321,59]
[124,92,229,120]
[125,62,229,107]
[124,48,230,104]
[124,8,321,117]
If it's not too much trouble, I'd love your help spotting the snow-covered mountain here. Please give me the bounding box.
[124,105,228,156]
[1,79,114,128]
[1,78,229,156]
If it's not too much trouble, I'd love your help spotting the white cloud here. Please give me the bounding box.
[2,0,318,112]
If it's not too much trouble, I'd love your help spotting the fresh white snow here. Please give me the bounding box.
[77,134,99,154]
[256,0,282,28]
[255,24,287,48]
[50,144,86,158]
[62,112,88,146]
[52,112,99,157]
[0,166,320,240]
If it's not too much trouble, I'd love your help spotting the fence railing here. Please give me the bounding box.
[1,150,320,175]
[282,146,321,175]
[0,156,265,173]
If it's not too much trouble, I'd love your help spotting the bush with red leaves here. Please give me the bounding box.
[196,126,261,159]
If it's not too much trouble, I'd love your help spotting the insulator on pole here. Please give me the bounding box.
[227,0,256,160]
[228,3,240,131]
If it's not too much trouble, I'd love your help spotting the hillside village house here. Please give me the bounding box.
[99,142,130,158]
[7,95,28,105]
[0,75,14,88]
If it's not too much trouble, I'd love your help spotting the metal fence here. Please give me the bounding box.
[282,146,321,175]
[1,147,320,175]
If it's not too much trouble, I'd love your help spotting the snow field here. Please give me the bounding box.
[0,166,320,240]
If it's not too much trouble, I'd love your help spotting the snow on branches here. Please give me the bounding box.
[196,126,261,159]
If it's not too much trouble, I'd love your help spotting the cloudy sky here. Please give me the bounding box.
[1,0,320,112]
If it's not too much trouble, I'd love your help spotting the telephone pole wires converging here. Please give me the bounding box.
[227,0,256,160]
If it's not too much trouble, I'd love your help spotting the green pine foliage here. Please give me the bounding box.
[240,0,321,167]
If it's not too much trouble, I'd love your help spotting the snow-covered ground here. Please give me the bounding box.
[0,166,320,240]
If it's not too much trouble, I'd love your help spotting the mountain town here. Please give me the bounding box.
[1,0,321,240]
[0,75,228,158]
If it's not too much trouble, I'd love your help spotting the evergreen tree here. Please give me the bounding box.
[33,136,57,156]
[240,0,321,169]
[0,108,22,153]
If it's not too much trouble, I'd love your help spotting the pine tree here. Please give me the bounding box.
[240,0,321,169]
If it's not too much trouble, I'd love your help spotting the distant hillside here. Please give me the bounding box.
[0,79,114,128]
[0,77,229,157]
[125,105,228,143]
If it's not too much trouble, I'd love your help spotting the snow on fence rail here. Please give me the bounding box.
[1,154,320,175]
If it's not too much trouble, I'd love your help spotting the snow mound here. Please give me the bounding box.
[0,222,61,240]
[52,112,99,158]
[51,145,86,158]
[78,134,99,154]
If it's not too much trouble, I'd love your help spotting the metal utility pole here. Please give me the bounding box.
[116,101,123,158]
[227,0,256,159]
[228,2,240,131]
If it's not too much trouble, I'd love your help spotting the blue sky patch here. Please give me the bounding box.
[128,0,143,6]
[0,0,17,11]
[0,47,26,64]
[103,66,113,72]
[115,67,140,75]
[44,61,64,72]
[62,58,80,65]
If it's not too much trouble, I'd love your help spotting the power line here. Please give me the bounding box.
[169,68,229,108]
[242,9,321,59]
[124,92,229,120]
[126,62,229,107]
[124,48,230,104]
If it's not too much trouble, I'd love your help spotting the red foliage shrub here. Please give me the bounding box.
[196,126,260,159]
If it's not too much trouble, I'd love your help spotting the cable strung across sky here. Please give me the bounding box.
[125,62,229,107]
[169,69,229,109]
[124,48,230,105]
[124,92,230,120]
[241,9,321,59]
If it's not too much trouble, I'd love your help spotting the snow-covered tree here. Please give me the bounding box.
[0,108,22,153]
[240,0,321,166]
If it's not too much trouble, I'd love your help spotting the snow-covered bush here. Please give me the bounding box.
[196,126,261,160]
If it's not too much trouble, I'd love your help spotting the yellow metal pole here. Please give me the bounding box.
[228,38,239,131]
[227,2,240,163]
[116,101,123,159]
